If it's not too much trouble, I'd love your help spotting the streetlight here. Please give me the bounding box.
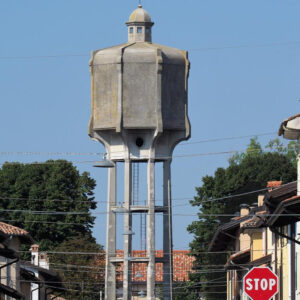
[93,153,115,168]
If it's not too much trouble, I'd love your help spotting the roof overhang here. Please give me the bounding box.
[267,195,300,227]
[279,113,300,139]
[20,268,41,283]
[208,215,251,251]
[21,261,62,288]
[0,283,24,299]
[0,246,18,259]
[264,181,297,211]
[225,248,250,270]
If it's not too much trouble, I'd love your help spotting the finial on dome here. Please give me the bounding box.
[126,5,154,43]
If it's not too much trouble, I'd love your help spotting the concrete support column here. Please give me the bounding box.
[147,159,156,299]
[105,165,116,300]
[123,159,132,300]
[163,159,173,300]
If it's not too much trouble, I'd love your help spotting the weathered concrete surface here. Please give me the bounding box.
[89,5,191,300]
[89,42,189,134]
[105,167,116,300]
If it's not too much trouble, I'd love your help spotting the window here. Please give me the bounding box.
[129,27,133,34]
[146,27,151,34]
[137,27,143,34]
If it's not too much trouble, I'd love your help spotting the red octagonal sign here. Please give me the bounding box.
[243,267,278,300]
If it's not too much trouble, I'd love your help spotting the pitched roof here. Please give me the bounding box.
[0,222,29,235]
[0,222,33,243]
[266,195,300,227]
[208,215,252,251]
[264,181,297,210]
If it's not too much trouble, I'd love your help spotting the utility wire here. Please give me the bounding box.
[0,147,266,166]
[18,248,285,256]
[2,40,300,61]
[0,131,277,155]
[2,209,299,217]
[180,131,276,146]
[1,177,292,206]
[0,151,102,156]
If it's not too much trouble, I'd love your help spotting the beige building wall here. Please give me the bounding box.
[251,231,264,261]
[0,238,21,300]
[273,225,289,300]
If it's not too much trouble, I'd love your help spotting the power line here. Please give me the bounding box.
[189,40,300,51]
[0,131,277,156]
[180,132,276,146]
[18,248,277,256]
[0,54,89,60]
[0,147,267,167]
[0,219,90,226]
[2,40,300,61]
[0,180,289,206]
[3,208,300,217]
[0,151,102,156]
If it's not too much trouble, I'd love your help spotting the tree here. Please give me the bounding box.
[187,139,297,299]
[49,235,105,300]
[0,160,97,251]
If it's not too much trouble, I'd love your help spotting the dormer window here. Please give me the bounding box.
[129,27,133,34]
[137,27,143,34]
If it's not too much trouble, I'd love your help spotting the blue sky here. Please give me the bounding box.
[1,0,300,249]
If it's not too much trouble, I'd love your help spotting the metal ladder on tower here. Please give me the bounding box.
[132,162,147,251]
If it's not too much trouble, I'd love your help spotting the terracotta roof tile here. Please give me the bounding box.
[267,181,283,188]
[112,250,194,282]
[0,222,29,236]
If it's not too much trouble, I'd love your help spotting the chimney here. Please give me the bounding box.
[240,204,250,217]
[258,194,264,206]
[39,252,49,270]
[30,244,39,266]
[267,181,282,191]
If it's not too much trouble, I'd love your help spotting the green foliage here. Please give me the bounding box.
[187,139,297,299]
[156,282,199,300]
[49,235,105,300]
[173,282,199,300]
[0,160,97,251]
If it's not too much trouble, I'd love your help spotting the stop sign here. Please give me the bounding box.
[243,267,278,300]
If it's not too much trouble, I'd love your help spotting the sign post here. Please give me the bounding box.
[243,267,278,300]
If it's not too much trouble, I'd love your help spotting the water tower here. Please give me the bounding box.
[89,5,190,300]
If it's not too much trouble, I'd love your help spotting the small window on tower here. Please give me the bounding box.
[130,27,133,34]
[137,27,143,34]
[146,27,151,34]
